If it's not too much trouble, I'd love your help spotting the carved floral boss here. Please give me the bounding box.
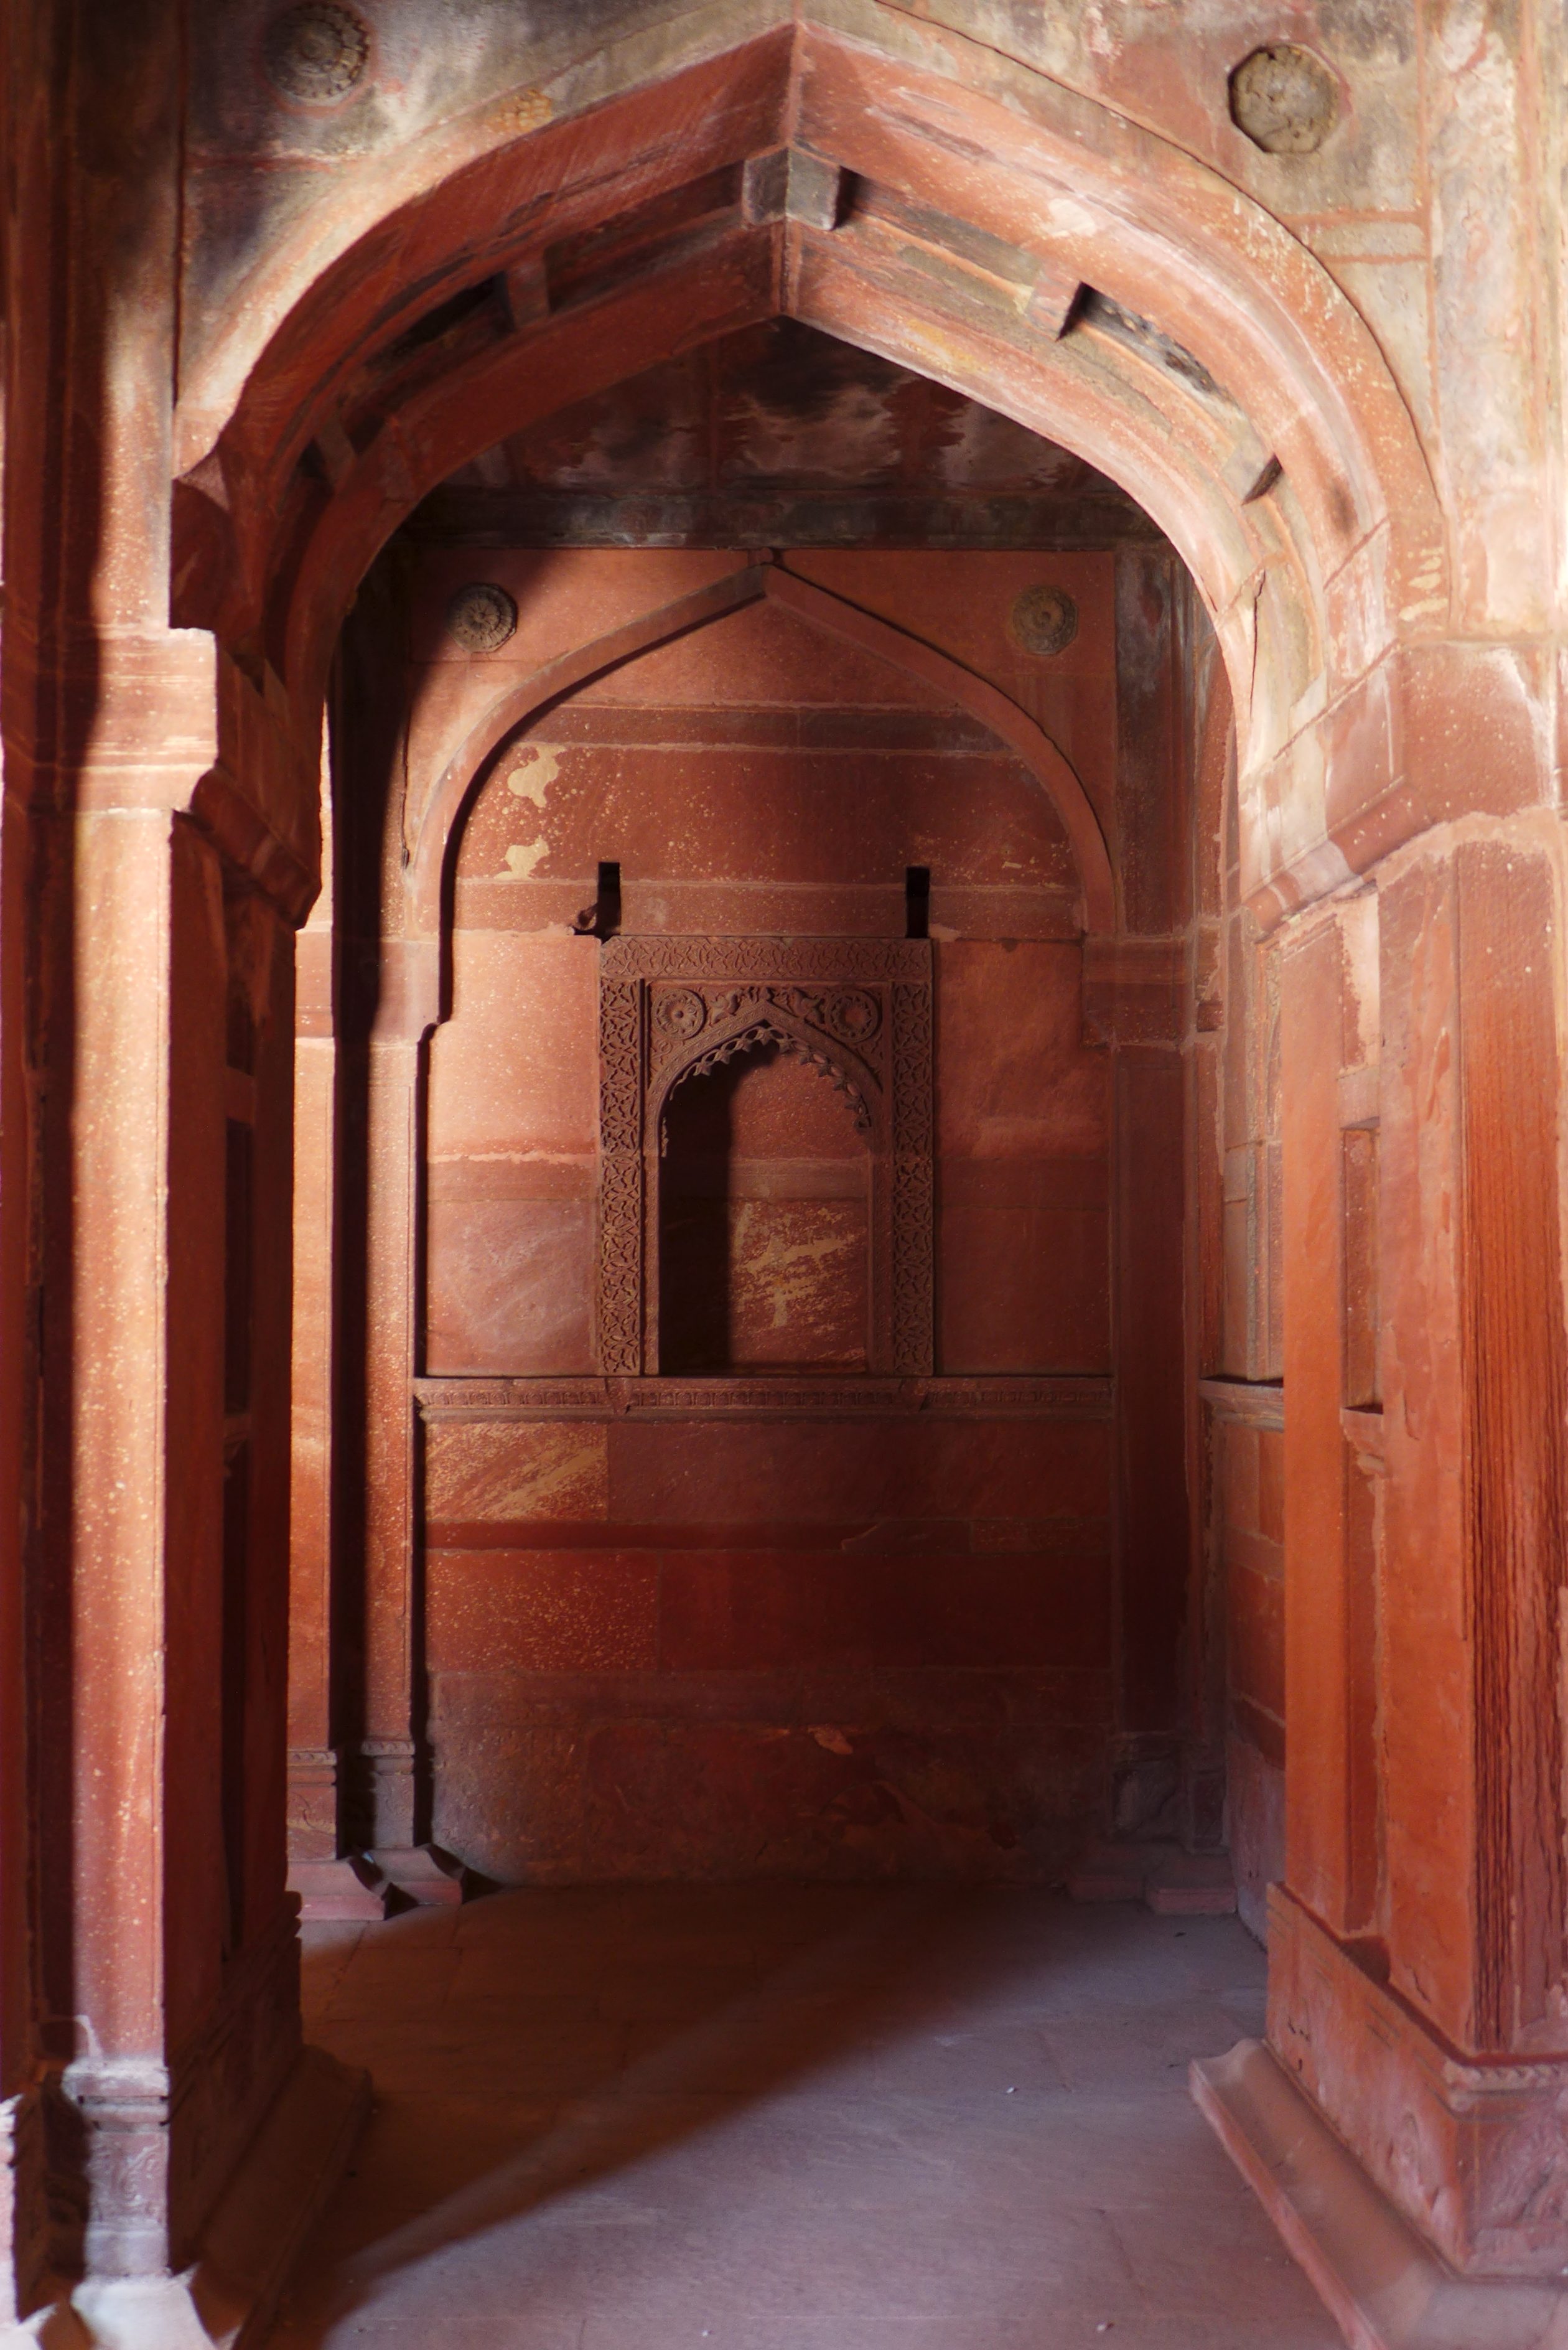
[597,937,935,1377]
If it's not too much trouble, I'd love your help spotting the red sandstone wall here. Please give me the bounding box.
[423,1409,1113,1880]
[405,546,1132,1879]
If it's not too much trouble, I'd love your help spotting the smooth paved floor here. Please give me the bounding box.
[274,1884,1342,2349]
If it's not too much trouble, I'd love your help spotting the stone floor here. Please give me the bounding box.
[273,1883,1342,2350]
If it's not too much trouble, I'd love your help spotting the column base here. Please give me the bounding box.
[65,2044,367,2349]
[368,1844,474,1908]
[1193,2038,1568,2350]
[287,1855,391,1922]
[1268,1884,1568,2275]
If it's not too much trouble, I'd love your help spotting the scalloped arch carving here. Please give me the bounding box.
[656,1013,879,1141]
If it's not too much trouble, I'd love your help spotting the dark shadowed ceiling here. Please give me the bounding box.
[406,320,1162,550]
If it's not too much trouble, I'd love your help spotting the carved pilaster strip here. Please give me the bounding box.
[597,976,644,1374]
[891,976,934,1375]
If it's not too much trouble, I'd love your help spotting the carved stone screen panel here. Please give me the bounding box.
[596,937,934,1377]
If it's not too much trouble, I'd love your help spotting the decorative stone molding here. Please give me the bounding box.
[595,939,933,1378]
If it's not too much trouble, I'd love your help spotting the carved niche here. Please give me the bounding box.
[597,937,934,1378]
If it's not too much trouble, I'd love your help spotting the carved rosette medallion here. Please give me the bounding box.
[445,582,518,653]
[599,939,933,1377]
[826,988,880,1046]
[1009,585,1078,659]
[653,987,706,1041]
[264,3,369,100]
[1228,45,1339,154]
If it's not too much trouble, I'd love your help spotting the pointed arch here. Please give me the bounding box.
[409,559,1116,937]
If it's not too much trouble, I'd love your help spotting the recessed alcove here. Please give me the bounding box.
[658,1038,871,1374]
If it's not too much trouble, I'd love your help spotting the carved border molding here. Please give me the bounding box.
[413,1375,1113,1420]
[595,938,934,1378]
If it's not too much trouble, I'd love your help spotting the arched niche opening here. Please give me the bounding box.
[658,1037,871,1375]
[317,318,1231,1921]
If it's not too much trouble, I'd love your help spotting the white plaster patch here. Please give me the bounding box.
[502,838,549,879]
[506,744,562,807]
[1043,195,1100,241]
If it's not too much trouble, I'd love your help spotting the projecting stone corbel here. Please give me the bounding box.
[1026,261,1083,338]
[310,408,357,488]
[500,252,550,330]
[742,147,845,231]
[1220,423,1283,505]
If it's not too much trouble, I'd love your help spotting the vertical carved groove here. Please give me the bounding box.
[1458,845,1568,2046]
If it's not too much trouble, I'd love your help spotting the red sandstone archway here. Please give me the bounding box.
[169,7,1449,948]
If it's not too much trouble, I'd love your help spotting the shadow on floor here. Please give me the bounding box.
[271,1883,1340,2349]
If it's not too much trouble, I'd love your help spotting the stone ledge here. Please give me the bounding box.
[413,1373,1114,1420]
[1192,2038,1568,2350]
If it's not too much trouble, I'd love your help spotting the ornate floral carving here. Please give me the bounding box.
[892,983,934,1156]
[597,980,643,1374]
[826,987,880,1045]
[264,3,369,100]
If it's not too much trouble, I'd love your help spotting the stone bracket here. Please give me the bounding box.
[742,147,844,231]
